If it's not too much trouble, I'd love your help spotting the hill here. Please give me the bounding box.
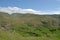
[0,12,60,40]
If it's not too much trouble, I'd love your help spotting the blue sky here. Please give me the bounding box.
[0,0,60,11]
[0,0,60,14]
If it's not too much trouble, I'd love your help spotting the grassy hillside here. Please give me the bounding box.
[0,12,60,40]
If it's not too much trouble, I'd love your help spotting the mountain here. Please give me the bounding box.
[0,12,60,40]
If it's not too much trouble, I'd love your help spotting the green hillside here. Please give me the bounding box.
[0,12,60,40]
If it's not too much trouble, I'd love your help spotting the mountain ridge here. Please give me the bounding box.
[0,12,60,40]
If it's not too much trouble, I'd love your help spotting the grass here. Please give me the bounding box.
[0,12,60,40]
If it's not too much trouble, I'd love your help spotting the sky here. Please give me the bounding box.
[0,0,60,14]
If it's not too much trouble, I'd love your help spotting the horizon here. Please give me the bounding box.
[0,0,60,14]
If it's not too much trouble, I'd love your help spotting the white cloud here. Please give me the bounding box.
[0,7,60,15]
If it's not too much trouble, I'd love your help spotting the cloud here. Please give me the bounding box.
[0,7,60,15]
